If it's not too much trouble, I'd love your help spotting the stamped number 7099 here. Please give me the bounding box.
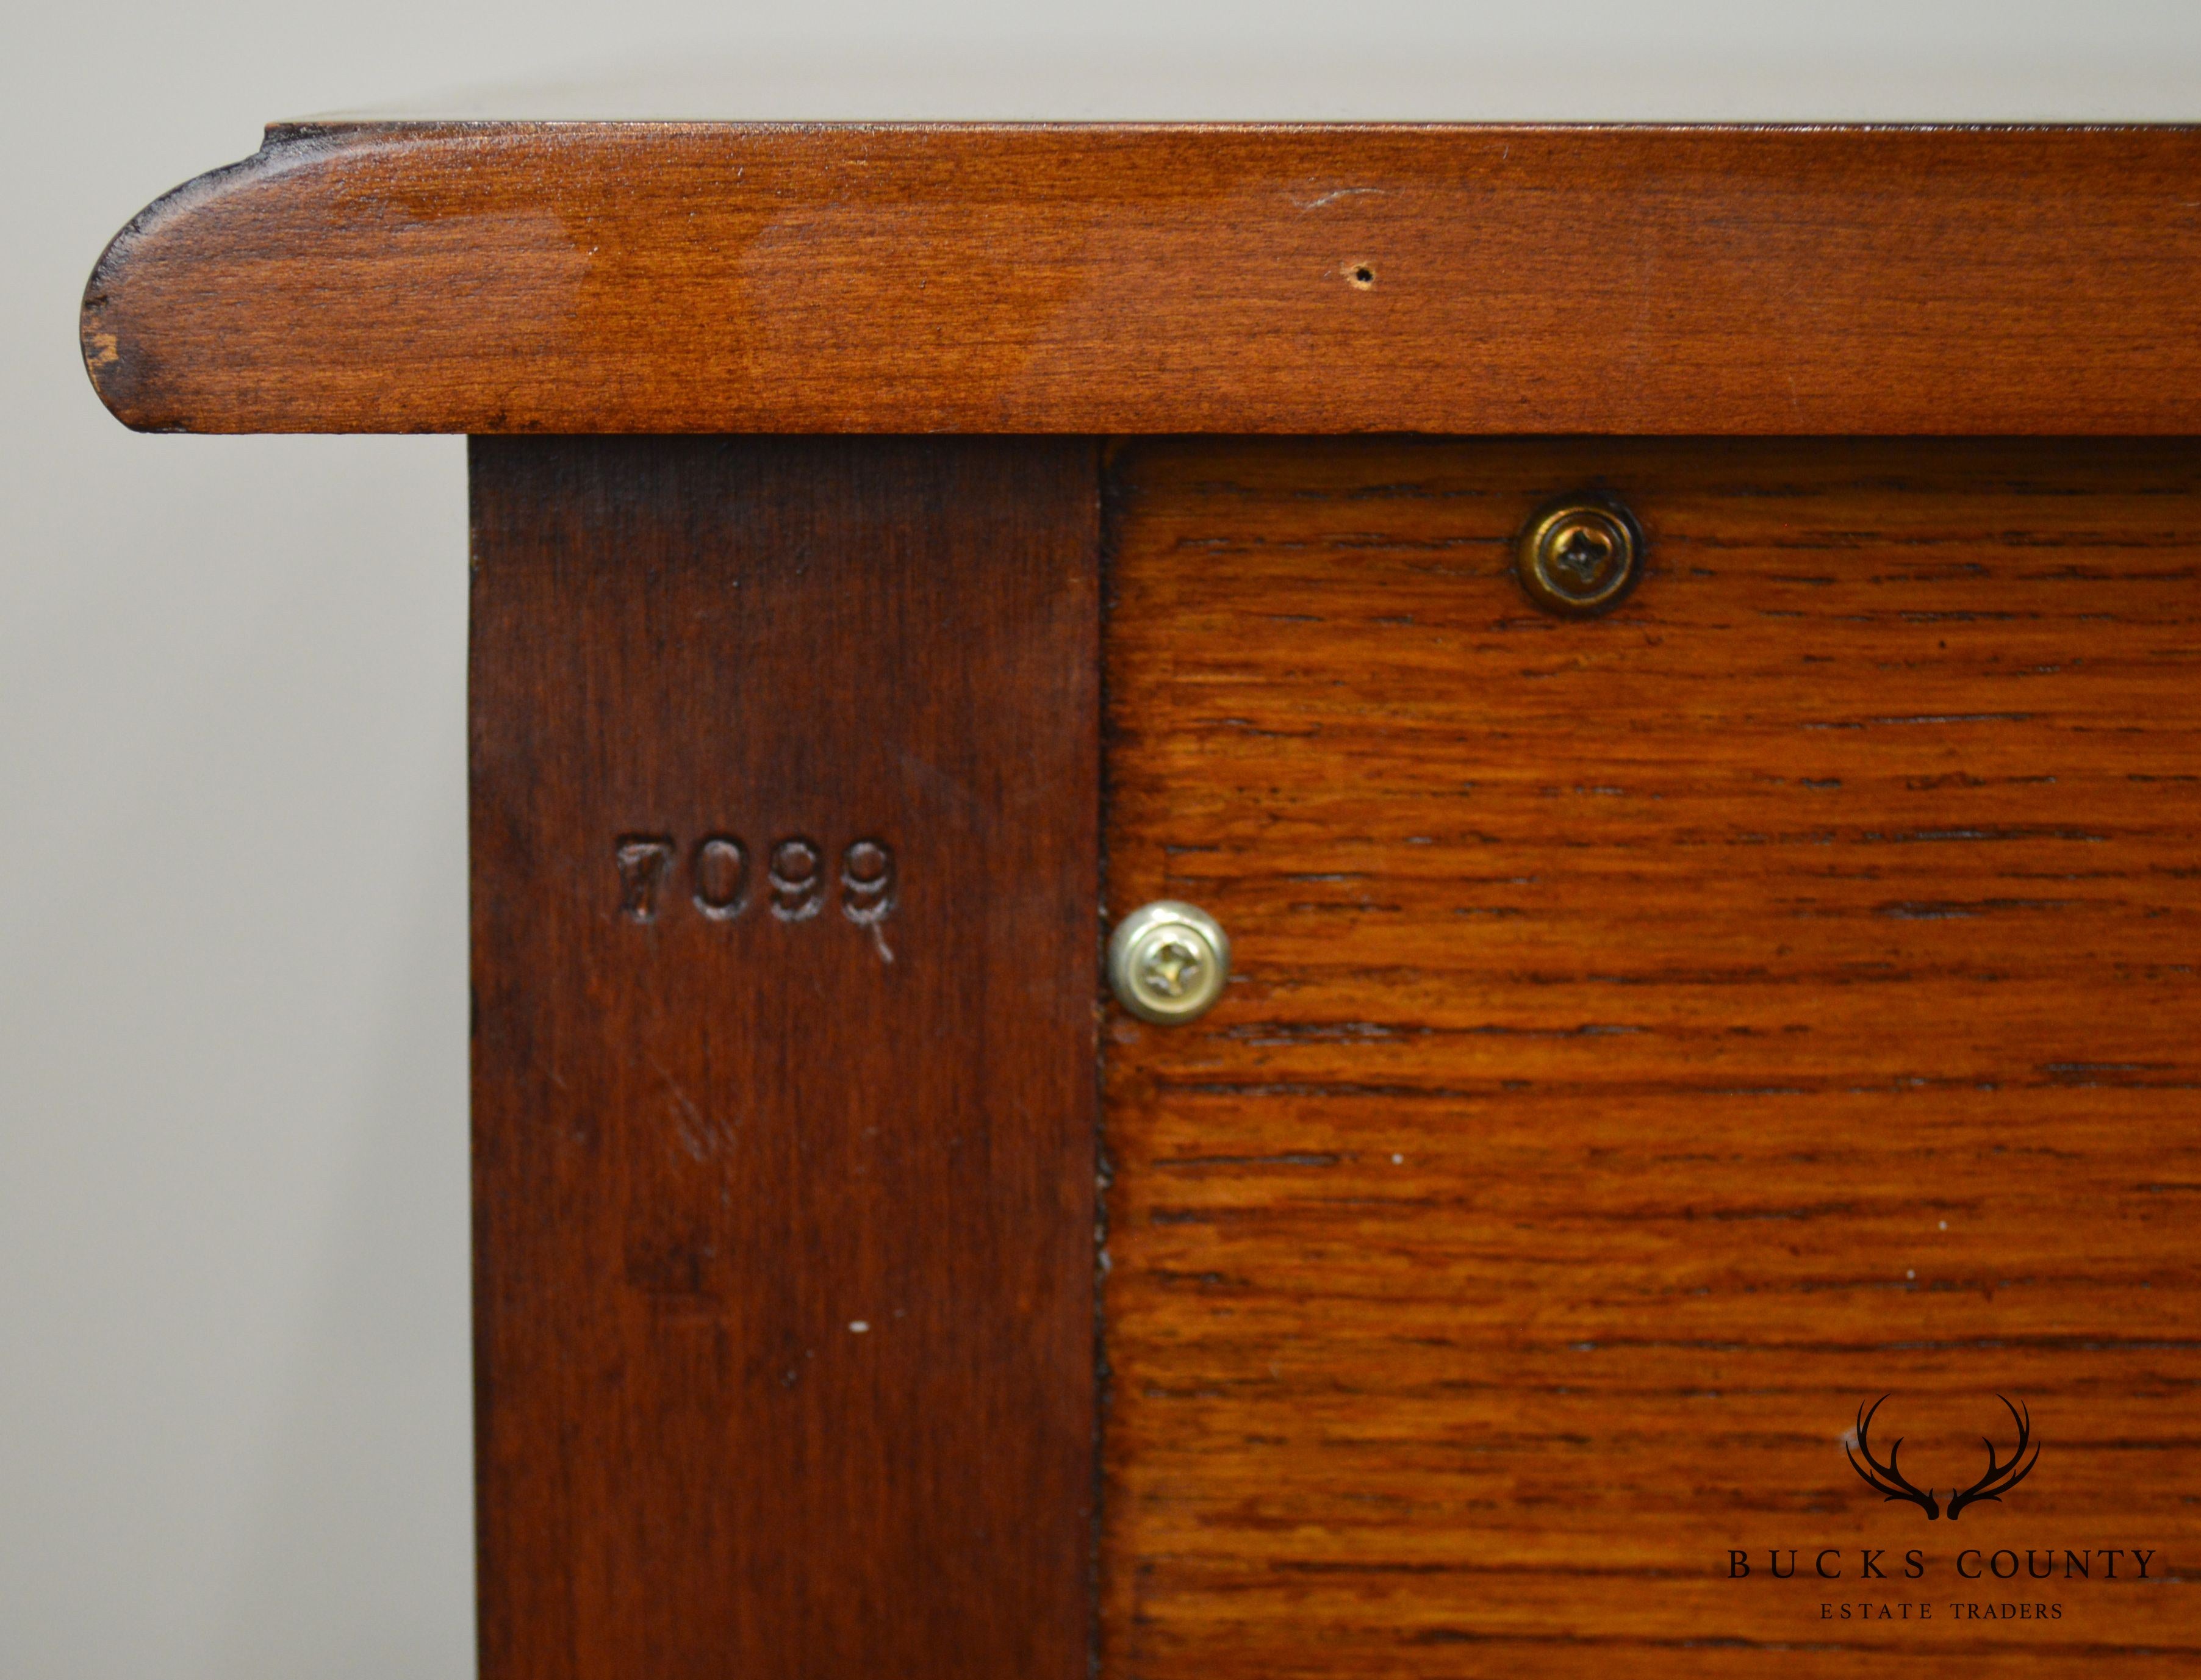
[614,833,896,960]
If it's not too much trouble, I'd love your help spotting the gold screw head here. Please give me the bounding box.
[1517,494,1645,617]
[1108,901,1231,1025]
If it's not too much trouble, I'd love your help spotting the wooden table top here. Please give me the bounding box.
[81,124,2201,437]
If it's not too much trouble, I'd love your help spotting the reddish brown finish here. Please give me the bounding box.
[82,124,2201,438]
[1101,437,2201,1675]
[469,437,1099,1680]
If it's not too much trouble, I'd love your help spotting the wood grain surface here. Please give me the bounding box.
[82,124,2201,437]
[1100,436,2201,1675]
[469,437,1099,1680]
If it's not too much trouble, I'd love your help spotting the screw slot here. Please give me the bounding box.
[1516,494,1644,617]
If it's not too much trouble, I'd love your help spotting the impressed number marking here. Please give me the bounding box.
[616,833,897,961]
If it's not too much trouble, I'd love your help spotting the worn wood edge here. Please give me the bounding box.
[81,120,2201,436]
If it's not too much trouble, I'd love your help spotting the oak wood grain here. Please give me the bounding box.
[1100,436,2201,1675]
[469,436,1099,1680]
[82,124,2201,437]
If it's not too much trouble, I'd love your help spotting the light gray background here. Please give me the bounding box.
[4,3,2197,1675]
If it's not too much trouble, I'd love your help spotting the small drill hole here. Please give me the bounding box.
[1351,265,1376,288]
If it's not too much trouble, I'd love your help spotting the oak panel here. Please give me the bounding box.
[1101,437,2201,1675]
[470,437,1099,1680]
[81,124,2201,437]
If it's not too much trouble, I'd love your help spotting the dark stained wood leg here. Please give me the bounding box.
[468,437,1100,1680]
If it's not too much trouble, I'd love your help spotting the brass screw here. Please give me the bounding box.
[1517,494,1645,617]
[1108,901,1230,1025]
